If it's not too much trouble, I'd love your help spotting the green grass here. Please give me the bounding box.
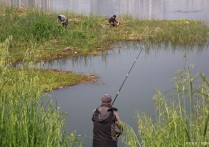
[121,68,209,147]
[3,68,96,92]
[0,37,85,146]
[1,36,96,92]
[0,7,209,64]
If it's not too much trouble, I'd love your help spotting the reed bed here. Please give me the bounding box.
[121,67,209,146]
[0,6,209,64]
[0,37,83,146]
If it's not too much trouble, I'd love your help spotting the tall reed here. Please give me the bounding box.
[0,37,82,146]
[121,67,209,146]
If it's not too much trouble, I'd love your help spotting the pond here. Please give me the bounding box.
[42,42,209,146]
[2,0,209,146]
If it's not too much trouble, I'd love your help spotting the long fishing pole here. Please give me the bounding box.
[111,46,143,106]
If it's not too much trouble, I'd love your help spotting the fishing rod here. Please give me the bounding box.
[111,46,143,107]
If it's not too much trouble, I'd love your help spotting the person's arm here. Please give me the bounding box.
[113,111,123,137]
[114,111,120,122]
[114,18,118,23]
[114,111,123,128]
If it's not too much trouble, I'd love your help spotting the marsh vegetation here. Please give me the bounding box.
[121,68,209,146]
[0,37,85,146]
[0,6,209,146]
[0,7,209,64]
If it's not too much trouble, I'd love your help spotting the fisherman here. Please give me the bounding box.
[92,94,123,147]
[57,14,68,27]
[108,15,119,26]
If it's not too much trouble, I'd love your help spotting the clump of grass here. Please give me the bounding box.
[0,6,209,64]
[5,68,96,92]
[0,37,84,146]
[121,67,209,146]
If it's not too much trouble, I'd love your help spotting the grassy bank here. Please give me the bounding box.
[0,7,209,63]
[3,68,96,92]
[1,36,96,92]
[0,37,85,146]
[121,68,209,146]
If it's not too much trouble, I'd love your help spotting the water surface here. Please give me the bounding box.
[44,43,209,145]
[1,0,209,21]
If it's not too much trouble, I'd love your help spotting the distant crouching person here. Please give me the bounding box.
[108,15,119,26]
[57,15,68,27]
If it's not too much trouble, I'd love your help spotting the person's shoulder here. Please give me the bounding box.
[93,107,100,112]
[112,107,118,111]
[60,15,66,18]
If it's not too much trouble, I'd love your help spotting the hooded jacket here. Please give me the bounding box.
[92,106,119,147]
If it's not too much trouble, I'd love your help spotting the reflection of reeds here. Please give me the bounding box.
[121,68,209,146]
[0,7,209,64]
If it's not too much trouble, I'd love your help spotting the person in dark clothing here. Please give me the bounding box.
[92,94,123,147]
[108,15,119,26]
[57,15,68,27]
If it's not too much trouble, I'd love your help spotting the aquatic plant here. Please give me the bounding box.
[121,67,209,146]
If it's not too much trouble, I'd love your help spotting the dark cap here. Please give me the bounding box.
[101,94,112,102]
[113,15,116,18]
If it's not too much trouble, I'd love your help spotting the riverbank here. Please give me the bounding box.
[1,6,208,91]
[1,7,209,64]
[4,68,96,92]
[1,36,96,92]
[0,36,86,146]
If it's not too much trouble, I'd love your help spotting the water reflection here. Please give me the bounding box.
[1,0,209,21]
[1,0,51,10]
[39,42,208,74]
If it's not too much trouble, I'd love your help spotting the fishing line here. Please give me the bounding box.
[111,46,143,106]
